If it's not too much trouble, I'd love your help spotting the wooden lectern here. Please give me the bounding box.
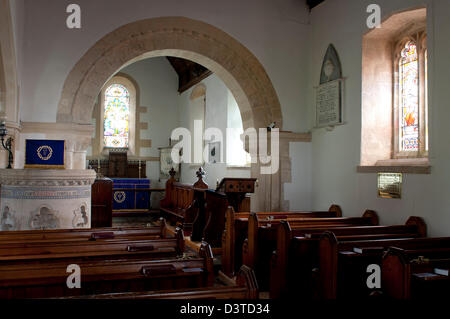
[215,178,256,212]
[191,177,256,246]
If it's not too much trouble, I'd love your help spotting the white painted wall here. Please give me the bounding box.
[178,74,251,187]
[308,0,450,236]
[284,141,312,210]
[18,0,311,133]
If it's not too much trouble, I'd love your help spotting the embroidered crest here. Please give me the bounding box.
[114,191,126,203]
[37,145,53,161]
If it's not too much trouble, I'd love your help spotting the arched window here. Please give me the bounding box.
[104,84,130,148]
[399,41,419,151]
[394,32,428,157]
[98,75,137,155]
[360,8,429,172]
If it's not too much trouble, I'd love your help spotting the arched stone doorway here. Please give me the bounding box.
[56,17,287,211]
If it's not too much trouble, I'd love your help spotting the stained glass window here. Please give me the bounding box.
[104,84,130,148]
[399,41,419,152]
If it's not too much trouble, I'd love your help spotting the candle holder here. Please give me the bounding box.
[0,121,13,169]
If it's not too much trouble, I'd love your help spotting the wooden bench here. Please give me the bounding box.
[0,227,185,263]
[382,239,450,299]
[221,205,343,276]
[243,212,380,290]
[239,210,379,290]
[0,218,169,244]
[0,242,214,299]
[318,220,428,299]
[62,265,258,299]
[160,168,209,234]
[270,216,427,298]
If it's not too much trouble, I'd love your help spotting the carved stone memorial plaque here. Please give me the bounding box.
[315,44,344,128]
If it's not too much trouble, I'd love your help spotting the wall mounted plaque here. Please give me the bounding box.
[315,44,344,128]
[377,173,402,199]
[159,146,180,180]
[316,79,344,127]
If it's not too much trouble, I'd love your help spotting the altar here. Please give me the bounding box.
[112,178,151,213]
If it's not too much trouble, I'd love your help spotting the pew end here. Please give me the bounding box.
[405,216,427,237]
[159,217,167,238]
[362,210,379,225]
[382,247,416,299]
[221,206,237,277]
[199,241,215,286]
[269,221,292,299]
[328,204,342,217]
[236,265,259,299]
[318,231,339,299]
[174,227,185,256]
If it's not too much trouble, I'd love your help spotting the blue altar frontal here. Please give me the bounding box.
[112,178,151,212]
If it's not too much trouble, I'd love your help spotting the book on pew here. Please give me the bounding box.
[353,247,384,254]
[413,272,441,280]
[434,268,449,276]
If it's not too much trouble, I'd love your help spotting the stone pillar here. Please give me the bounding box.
[73,137,91,169]
[0,149,7,168]
[0,169,96,230]
[249,131,312,212]
[64,139,74,169]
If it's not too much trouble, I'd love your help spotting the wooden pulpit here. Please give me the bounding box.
[215,178,257,212]
[192,177,256,246]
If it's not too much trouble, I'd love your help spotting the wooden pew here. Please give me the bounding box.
[238,210,379,290]
[160,168,209,234]
[0,227,185,262]
[270,216,427,298]
[221,205,343,276]
[0,218,169,244]
[318,220,429,299]
[63,265,259,299]
[0,242,214,299]
[382,239,450,299]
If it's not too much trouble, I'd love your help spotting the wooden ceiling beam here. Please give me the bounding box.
[166,57,212,93]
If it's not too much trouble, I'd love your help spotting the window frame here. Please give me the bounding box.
[393,31,428,159]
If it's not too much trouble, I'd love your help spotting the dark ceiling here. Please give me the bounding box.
[166,57,212,93]
[307,0,325,10]
[167,1,326,92]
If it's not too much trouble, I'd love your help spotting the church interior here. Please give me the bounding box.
[0,0,449,303]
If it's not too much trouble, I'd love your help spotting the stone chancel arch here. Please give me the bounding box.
[56,16,282,132]
[57,16,290,211]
